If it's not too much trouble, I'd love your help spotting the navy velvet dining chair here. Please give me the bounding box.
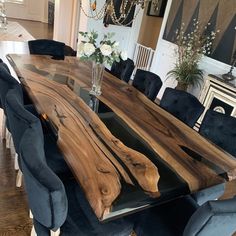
[5,87,72,180]
[160,87,204,127]
[28,39,76,60]
[191,109,236,205]
[108,58,135,83]
[134,195,236,236]
[18,114,68,235]
[132,69,162,101]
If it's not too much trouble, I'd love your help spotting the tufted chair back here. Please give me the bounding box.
[5,86,32,153]
[28,39,66,60]
[132,69,162,101]
[0,62,19,111]
[199,109,236,157]
[160,88,204,127]
[110,58,135,83]
[6,87,68,232]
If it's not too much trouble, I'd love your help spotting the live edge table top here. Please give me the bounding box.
[7,54,236,221]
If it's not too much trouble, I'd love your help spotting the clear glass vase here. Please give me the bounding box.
[90,61,105,96]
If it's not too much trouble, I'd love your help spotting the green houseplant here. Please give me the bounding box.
[167,20,218,91]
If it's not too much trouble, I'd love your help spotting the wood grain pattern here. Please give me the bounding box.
[7,54,236,219]
[7,55,160,220]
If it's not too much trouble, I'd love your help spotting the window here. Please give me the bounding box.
[5,0,24,4]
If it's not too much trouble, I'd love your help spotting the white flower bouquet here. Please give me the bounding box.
[77,31,127,66]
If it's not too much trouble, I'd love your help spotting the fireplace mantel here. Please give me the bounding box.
[197,74,236,127]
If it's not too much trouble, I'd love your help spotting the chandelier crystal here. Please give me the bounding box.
[80,0,160,27]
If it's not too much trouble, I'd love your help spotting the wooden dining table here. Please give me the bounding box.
[6,53,236,221]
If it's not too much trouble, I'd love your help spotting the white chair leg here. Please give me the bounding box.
[31,225,36,236]
[16,169,23,187]
[29,210,33,219]
[14,153,19,170]
[1,113,6,140]
[51,229,60,236]
[6,129,11,149]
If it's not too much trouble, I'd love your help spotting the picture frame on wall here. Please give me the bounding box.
[147,0,167,17]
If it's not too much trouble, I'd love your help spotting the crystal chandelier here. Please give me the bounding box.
[80,0,160,26]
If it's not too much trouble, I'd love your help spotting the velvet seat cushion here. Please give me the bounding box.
[132,69,162,101]
[160,88,204,127]
[28,39,65,59]
[191,183,225,206]
[60,179,134,236]
[109,58,135,83]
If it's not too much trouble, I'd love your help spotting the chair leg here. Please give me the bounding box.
[6,129,12,149]
[16,169,23,187]
[51,229,60,236]
[1,113,6,140]
[14,153,19,170]
[29,210,33,219]
[31,225,36,236]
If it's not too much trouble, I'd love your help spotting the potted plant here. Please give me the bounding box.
[167,20,218,91]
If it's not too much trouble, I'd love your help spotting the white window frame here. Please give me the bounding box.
[5,0,24,4]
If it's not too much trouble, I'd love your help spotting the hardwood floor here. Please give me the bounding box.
[8,18,53,40]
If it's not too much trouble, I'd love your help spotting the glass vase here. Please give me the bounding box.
[90,61,105,96]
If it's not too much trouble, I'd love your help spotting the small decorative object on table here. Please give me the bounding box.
[222,50,236,81]
[77,31,127,96]
[167,20,218,91]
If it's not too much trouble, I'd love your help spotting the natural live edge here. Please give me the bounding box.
[7,54,236,217]
[7,54,160,220]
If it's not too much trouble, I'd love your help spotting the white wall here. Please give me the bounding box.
[6,0,48,22]
[150,0,236,99]
[53,0,80,48]
[79,1,144,58]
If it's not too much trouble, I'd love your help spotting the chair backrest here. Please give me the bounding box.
[6,87,68,231]
[64,45,77,57]
[199,109,236,157]
[110,58,135,83]
[0,63,19,111]
[132,69,162,101]
[160,88,204,127]
[183,196,236,236]
[5,86,32,153]
[28,39,66,59]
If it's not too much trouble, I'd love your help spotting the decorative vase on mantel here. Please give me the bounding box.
[90,61,105,96]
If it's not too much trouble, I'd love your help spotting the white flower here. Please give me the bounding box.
[113,41,119,48]
[120,51,128,61]
[100,44,112,56]
[83,43,95,56]
[120,51,127,61]
[77,42,84,56]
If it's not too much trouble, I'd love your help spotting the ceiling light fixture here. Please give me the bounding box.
[80,0,160,27]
